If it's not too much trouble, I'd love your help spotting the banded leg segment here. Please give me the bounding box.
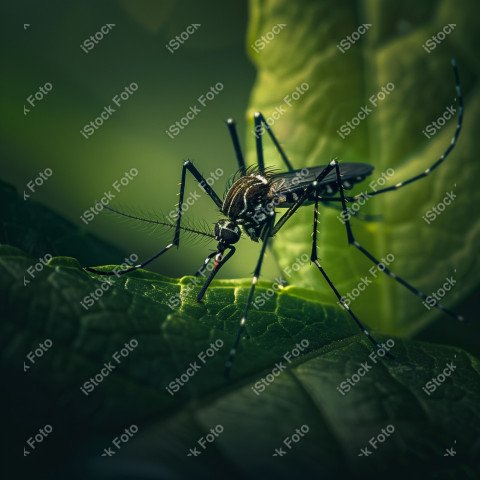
[333,160,464,321]
[196,246,236,302]
[353,59,463,200]
[224,221,273,378]
[310,193,388,351]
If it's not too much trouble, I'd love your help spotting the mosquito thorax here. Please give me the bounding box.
[214,219,241,245]
[222,172,275,241]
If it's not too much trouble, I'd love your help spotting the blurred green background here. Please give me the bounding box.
[1,0,277,280]
[2,1,480,479]
[1,0,479,350]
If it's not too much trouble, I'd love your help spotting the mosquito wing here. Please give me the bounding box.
[269,163,374,197]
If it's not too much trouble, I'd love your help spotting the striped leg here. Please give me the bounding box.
[353,59,463,200]
[196,246,236,302]
[333,160,464,321]
[224,221,273,378]
[310,192,388,352]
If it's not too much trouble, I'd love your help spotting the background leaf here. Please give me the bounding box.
[245,0,480,336]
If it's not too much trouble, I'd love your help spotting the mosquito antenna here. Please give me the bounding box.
[103,205,216,241]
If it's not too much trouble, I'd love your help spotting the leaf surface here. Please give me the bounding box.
[1,246,479,478]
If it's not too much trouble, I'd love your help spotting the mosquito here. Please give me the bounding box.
[86,59,464,378]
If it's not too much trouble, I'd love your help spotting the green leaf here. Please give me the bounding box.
[245,0,480,336]
[1,246,479,478]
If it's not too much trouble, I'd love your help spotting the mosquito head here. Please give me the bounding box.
[214,219,241,246]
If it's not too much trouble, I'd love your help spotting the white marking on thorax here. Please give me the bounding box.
[254,174,268,184]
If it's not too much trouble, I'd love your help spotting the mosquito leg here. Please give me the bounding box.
[224,222,273,378]
[193,251,218,277]
[309,191,389,353]
[196,246,236,301]
[85,160,223,276]
[85,243,175,276]
[182,160,223,209]
[332,159,464,321]
[254,112,294,171]
[353,59,463,200]
[226,119,246,175]
[267,243,289,284]
[254,113,266,174]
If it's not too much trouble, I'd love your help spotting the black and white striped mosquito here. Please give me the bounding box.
[86,59,464,378]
